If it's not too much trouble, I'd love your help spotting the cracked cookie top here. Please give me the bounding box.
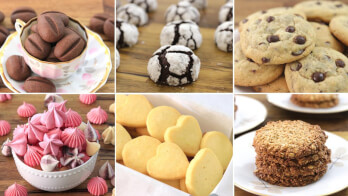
[116,19,139,48]
[117,4,148,26]
[165,1,200,24]
[215,21,233,52]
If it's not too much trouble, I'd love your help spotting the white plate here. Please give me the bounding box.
[234,131,348,196]
[234,95,267,134]
[0,28,112,93]
[267,94,348,114]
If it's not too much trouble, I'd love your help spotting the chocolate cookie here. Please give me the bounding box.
[128,0,158,12]
[41,11,69,26]
[90,13,110,33]
[284,47,348,92]
[103,17,115,41]
[215,21,233,52]
[116,19,139,48]
[37,13,66,43]
[0,26,9,47]
[117,4,148,26]
[23,76,56,92]
[165,1,200,24]
[240,12,316,65]
[234,42,284,87]
[11,7,37,25]
[147,45,201,86]
[24,33,51,60]
[6,55,32,81]
[0,11,5,23]
[54,32,86,61]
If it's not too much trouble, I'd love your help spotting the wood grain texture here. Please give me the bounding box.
[234,94,348,196]
[0,94,115,195]
[116,0,233,93]
[0,0,115,93]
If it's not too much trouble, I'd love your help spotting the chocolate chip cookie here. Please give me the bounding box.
[238,7,306,32]
[285,47,348,92]
[311,22,344,52]
[329,16,348,46]
[252,76,290,93]
[240,12,316,65]
[234,42,284,86]
[294,0,348,23]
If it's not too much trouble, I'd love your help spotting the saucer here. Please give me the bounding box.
[0,28,112,93]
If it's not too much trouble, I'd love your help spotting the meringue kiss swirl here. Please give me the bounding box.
[62,128,86,148]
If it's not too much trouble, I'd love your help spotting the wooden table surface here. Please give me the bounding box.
[0,94,115,195]
[0,0,115,93]
[234,94,348,196]
[116,0,233,93]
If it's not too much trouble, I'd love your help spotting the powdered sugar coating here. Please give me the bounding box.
[180,0,207,10]
[128,0,158,12]
[116,49,120,69]
[219,2,233,23]
[160,20,202,50]
[147,45,201,86]
[215,21,233,52]
[165,1,200,24]
[116,19,139,48]
[117,4,148,26]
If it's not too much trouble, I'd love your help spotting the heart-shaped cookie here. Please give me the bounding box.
[164,115,202,156]
[147,142,189,180]
[116,123,131,161]
[186,148,223,196]
[147,106,181,142]
[200,131,233,171]
[116,95,153,127]
[122,136,161,174]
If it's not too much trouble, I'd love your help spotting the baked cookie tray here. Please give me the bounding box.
[115,94,233,196]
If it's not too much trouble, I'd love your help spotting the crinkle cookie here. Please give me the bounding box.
[284,47,348,93]
[294,0,348,23]
[116,49,120,70]
[329,16,348,46]
[165,1,200,24]
[128,0,158,12]
[311,22,344,52]
[238,7,306,32]
[117,4,148,26]
[116,19,139,49]
[240,12,316,65]
[180,0,207,10]
[116,0,121,9]
[215,21,233,52]
[219,2,233,23]
[252,76,290,93]
[160,20,202,50]
[147,45,201,86]
[234,42,284,86]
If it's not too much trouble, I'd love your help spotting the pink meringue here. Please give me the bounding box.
[87,177,108,196]
[6,133,27,156]
[13,124,27,137]
[48,100,68,112]
[0,94,11,102]
[64,109,82,128]
[0,120,11,136]
[39,134,63,156]
[79,94,97,105]
[60,148,86,168]
[84,121,98,142]
[2,138,12,156]
[31,113,43,125]
[17,102,37,118]
[111,175,115,186]
[44,94,64,107]
[62,128,86,148]
[99,161,114,179]
[25,119,48,144]
[87,106,108,125]
[24,145,43,167]
[47,128,62,139]
[40,107,67,129]
[41,154,59,172]
[4,183,28,196]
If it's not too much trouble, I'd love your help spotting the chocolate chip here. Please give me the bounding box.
[266,16,275,23]
[325,41,330,44]
[285,26,295,33]
[325,55,331,60]
[262,57,270,63]
[247,58,254,63]
[261,10,267,14]
[335,59,345,68]
[312,72,326,82]
[336,4,343,8]
[317,27,321,30]
[316,1,321,5]
[267,35,280,43]
[242,18,248,23]
[290,62,302,71]
[291,49,304,56]
[294,35,306,45]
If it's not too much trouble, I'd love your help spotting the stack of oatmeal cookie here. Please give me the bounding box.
[253,120,331,186]
[235,0,348,93]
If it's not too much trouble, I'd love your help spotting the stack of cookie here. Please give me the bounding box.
[291,94,339,108]
[235,0,348,93]
[253,120,331,187]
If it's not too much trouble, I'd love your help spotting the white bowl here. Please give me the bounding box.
[12,150,98,192]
